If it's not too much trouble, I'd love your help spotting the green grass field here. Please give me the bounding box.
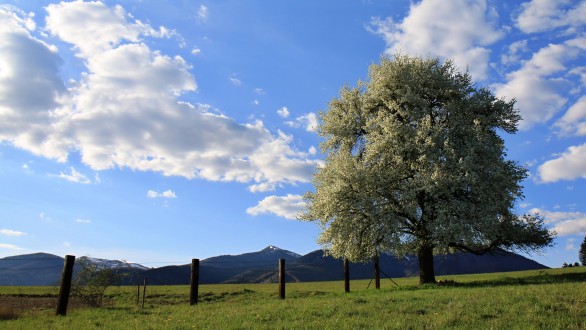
[1,267,585,329]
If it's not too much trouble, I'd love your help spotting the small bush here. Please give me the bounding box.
[72,257,124,307]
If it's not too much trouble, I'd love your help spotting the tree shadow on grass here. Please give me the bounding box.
[441,271,586,288]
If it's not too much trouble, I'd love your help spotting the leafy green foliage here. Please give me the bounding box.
[71,257,124,307]
[301,55,555,284]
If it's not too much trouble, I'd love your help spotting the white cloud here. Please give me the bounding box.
[246,194,306,220]
[191,48,201,55]
[493,39,586,130]
[0,229,26,236]
[516,0,586,34]
[565,237,575,250]
[254,88,266,95]
[538,143,586,182]
[0,3,317,191]
[197,5,209,22]
[75,219,91,224]
[277,106,289,118]
[308,146,317,155]
[0,243,24,250]
[55,167,91,184]
[0,6,67,159]
[46,2,148,57]
[554,95,586,136]
[39,212,53,222]
[286,113,318,132]
[530,208,586,236]
[229,76,242,86]
[248,182,276,193]
[368,0,503,81]
[147,189,177,198]
[501,39,529,65]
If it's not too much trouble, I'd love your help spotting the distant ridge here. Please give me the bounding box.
[0,247,548,286]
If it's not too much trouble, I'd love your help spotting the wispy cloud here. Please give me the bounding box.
[0,229,26,236]
[0,243,24,250]
[54,167,91,184]
[197,5,209,22]
[229,76,242,86]
[75,219,92,224]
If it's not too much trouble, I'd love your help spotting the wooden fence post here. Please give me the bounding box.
[55,255,75,316]
[278,259,285,299]
[190,258,200,305]
[374,255,380,290]
[344,258,350,293]
[141,278,147,309]
[137,283,140,305]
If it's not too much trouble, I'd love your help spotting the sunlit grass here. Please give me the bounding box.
[1,267,585,329]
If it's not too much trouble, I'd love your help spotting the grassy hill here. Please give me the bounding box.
[1,266,584,329]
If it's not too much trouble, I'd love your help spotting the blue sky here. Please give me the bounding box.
[1,0,585,268]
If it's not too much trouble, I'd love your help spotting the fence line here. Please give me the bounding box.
[0,253,401,316]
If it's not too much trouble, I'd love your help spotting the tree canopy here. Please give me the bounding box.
[300,55,555,284]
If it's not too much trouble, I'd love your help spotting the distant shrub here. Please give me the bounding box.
[71,257,124,307]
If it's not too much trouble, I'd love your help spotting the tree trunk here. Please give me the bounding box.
[418,244,436,284]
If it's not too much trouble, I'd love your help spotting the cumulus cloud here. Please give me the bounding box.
[538,143,586,183]
[286,113,318,132]
[368,0,503,81]
[493,39,585,130]
[0,6,67,158]
[54,167,91,184]
[516,0,586,34]
[530,208,586,236]
[0,3,317,191]
[0,229,26,236]
[147,189,177,198]
[246,194,306,220]
[277,106,289,118]
[248,182,276,193]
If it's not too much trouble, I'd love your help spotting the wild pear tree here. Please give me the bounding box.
[301,55,555,284]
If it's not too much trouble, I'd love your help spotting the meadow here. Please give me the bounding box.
[1,267,584,329]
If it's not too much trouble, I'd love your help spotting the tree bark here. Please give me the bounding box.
[418,244,436,284]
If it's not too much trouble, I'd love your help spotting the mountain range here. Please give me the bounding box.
[0,246,548,286]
